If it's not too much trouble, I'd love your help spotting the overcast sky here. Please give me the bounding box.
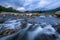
[0,0,60,11]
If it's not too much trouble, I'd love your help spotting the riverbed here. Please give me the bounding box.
[0,14,60,40]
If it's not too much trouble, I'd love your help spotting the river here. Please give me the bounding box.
[0,14,60,40]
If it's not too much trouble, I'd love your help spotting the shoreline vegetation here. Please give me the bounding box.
[0,5,60,13]
[0,5,60,18]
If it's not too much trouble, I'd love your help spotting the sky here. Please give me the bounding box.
[0,0,60,11]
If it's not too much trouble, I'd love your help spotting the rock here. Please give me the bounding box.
[56,27,60,33]
[0,20,4,24]
[0,28,16,38]
[55,11,60,18]
[3,29,16,35]
[0,17,5,24]
[35,34,57,40]
[21,21,27,29]
[21,19,28,29]
[53,24,60,33]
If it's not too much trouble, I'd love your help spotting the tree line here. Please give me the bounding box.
[0,5,20,13]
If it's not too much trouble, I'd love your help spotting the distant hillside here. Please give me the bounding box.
[25,7,60,14]
[0,5,20,13]
[0,5,60,14]
[42,7,60,14]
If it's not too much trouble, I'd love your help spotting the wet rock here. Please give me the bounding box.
[0,28,16,38]
[3,29,16,35]
[0,19,5,24]
[0,15,6,24]
[51,34,58,39]
[55,11,60,18]
[21,21,27,29]
[52,24,60,33]
[35,34,57,40]
[21,19,28,29]
[56,27,60,33]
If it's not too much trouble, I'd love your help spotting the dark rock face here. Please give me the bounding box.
[35,34,57,40]
[0,28,16,38]
[52,24,60,34]
[21,20,27,29]
[55,11,60,18]
[0,20,4,24]
[0,17,5,24]
[57,28,60,33]
[54,14,60,18]
[56,25,60,33]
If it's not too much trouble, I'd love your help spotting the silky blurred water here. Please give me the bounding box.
[0,14,60,40]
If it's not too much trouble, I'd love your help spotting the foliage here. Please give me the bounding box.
[0,5,20,13]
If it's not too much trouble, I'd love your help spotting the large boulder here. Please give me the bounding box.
[35,34,58,40]
[55,11,60,18]
[0,18,5,24]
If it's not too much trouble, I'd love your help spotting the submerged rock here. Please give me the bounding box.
[35,34,58,40]
[0,18,5,24]
[52,24,60,34]
[0,28,17,38]
[0,20,4,24]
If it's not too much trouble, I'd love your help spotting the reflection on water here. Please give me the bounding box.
[0,14,60,40]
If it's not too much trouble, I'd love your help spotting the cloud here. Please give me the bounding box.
[0,0,60,11]
[6,5,12,8]
[16,7,25,12]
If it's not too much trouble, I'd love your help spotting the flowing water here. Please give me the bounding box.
[0,14,60,40]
